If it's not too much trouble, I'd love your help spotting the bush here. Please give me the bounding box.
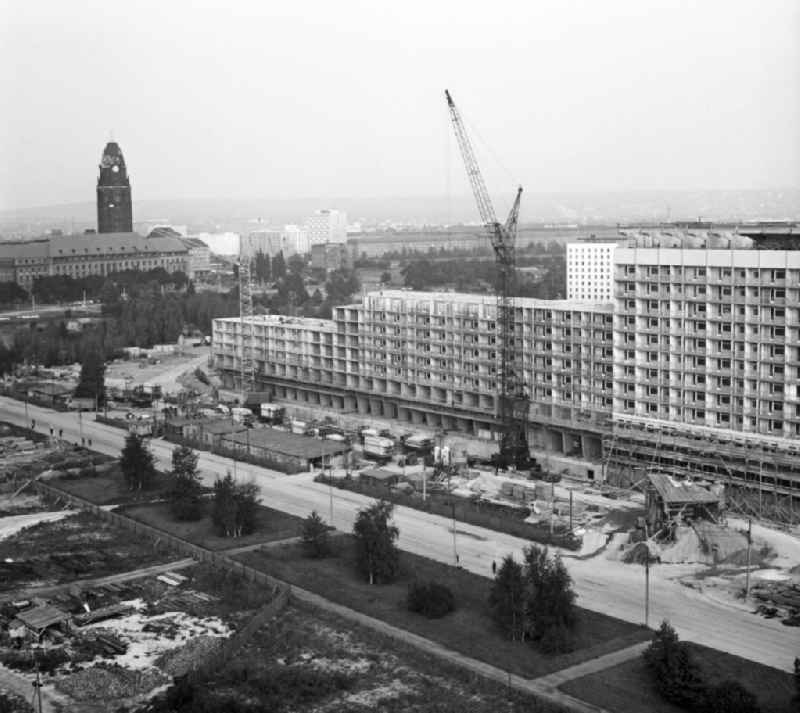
[301,511,331,558]
[704,680,760,713]
[643,622,761,713]
[407,580,456,618]
[643,622,706,710]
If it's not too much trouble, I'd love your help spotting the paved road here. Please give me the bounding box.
[3,396,798,672]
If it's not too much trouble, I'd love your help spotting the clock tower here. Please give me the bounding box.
[96,141,133,233]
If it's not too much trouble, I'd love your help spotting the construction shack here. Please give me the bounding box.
[202,420,247,449]
[15,605,72,640]
[360,467,402,488]
[220,429,348,472]
[646,472,722,531]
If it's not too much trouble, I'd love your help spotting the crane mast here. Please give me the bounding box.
[445,89,531,469]
[238,245,255,400]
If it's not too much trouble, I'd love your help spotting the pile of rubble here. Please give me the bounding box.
[752,580,800,626]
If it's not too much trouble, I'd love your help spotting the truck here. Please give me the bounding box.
[231,407,254,426]
[363,435,394,460]
[403,433,434,452]
[259,403,285,425]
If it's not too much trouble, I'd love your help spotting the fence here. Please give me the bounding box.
[30,480,289,590]
[320,476,581,550]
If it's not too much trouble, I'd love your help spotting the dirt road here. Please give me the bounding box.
[2,396,798,672]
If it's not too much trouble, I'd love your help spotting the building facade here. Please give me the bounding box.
[97,142,133,234]
[311,242,351,272]
[566,242,617,301]
[306,210,347,246]
[243,225,309,258]
[0,234,190,290]
[213,290,611,457]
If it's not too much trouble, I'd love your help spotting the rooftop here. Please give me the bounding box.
[647,472,721,505]
[17,605,70,631]
[203,420,247,435]
[223,428,347,458]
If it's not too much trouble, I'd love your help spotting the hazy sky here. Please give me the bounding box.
[1,0,798,212]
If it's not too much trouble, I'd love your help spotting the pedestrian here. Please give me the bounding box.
[59,429,63,439]
[88,438,92,448]
[49,427,53,437]
[492,560,497,576]
[81,437,85,447]
[456,554,460,567]
[31,419,36,430]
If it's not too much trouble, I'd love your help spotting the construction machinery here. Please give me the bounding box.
[445,89,531,469]
[238,246,255,399]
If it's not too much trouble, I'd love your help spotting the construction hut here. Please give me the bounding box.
[360,467,402,489]
[220,429,348,472]
[27,383,73,408]
[163,417,203,441]
[202,420,247,449]
[15,605,71,641]
[645,472,722,532]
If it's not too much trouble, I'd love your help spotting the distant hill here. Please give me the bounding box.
[1,189,798,238]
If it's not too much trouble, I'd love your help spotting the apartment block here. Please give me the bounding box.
[608,248,800,499]
[612,248,800,438]
[306,210,347,246]
[566,242,617,301]
[212,290,612,456]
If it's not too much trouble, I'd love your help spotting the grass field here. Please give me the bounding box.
[53,463,181,506]
[145,602,560,713]
[0,510,174,593]
[119,500,304,551]
[235,537,650,679]
[560,642,797,713]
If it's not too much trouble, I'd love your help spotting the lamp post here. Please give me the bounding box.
[744,518,752,598]
[643,521,651,628]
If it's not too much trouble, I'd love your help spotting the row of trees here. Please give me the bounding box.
[119,437,260,538]
[400,256,566,299]
[489,547,576,652]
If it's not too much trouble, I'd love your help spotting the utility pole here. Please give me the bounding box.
[451,500,458,566]
[569,489,573,532]
[643,522,651,628]
[744,518,752,598]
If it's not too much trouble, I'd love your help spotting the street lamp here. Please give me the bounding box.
[642,521,652,628]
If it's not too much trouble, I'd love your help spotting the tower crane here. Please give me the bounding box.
[445,89,532,470]
[238,241,255,399]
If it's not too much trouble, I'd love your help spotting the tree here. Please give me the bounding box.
[352,500,399,584]
[643,621,706,710]
[120,432,156,490]
[489,555,526,641]
[301,510,331,558]
[794,657,800,712]
[407,580,455,618]
[73,340,106,405]
[211,472,260,537]
[272,251,286,280]
[521,545,576,652]
[380,270,392,284]
[168,445,204,520]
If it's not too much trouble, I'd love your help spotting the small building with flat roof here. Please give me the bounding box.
[220,428,348,472]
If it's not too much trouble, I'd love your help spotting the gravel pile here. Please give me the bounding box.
[55,664,167,701]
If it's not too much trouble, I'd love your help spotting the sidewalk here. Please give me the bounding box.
[532,641,650,690]
[291,586,614,713]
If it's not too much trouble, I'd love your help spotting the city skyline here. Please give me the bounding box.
[1,0,798,213]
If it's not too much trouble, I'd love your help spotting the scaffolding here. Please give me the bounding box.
[603,415,800,524]
[238,260,255,397]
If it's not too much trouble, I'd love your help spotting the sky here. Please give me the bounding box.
[0,0,798,212]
